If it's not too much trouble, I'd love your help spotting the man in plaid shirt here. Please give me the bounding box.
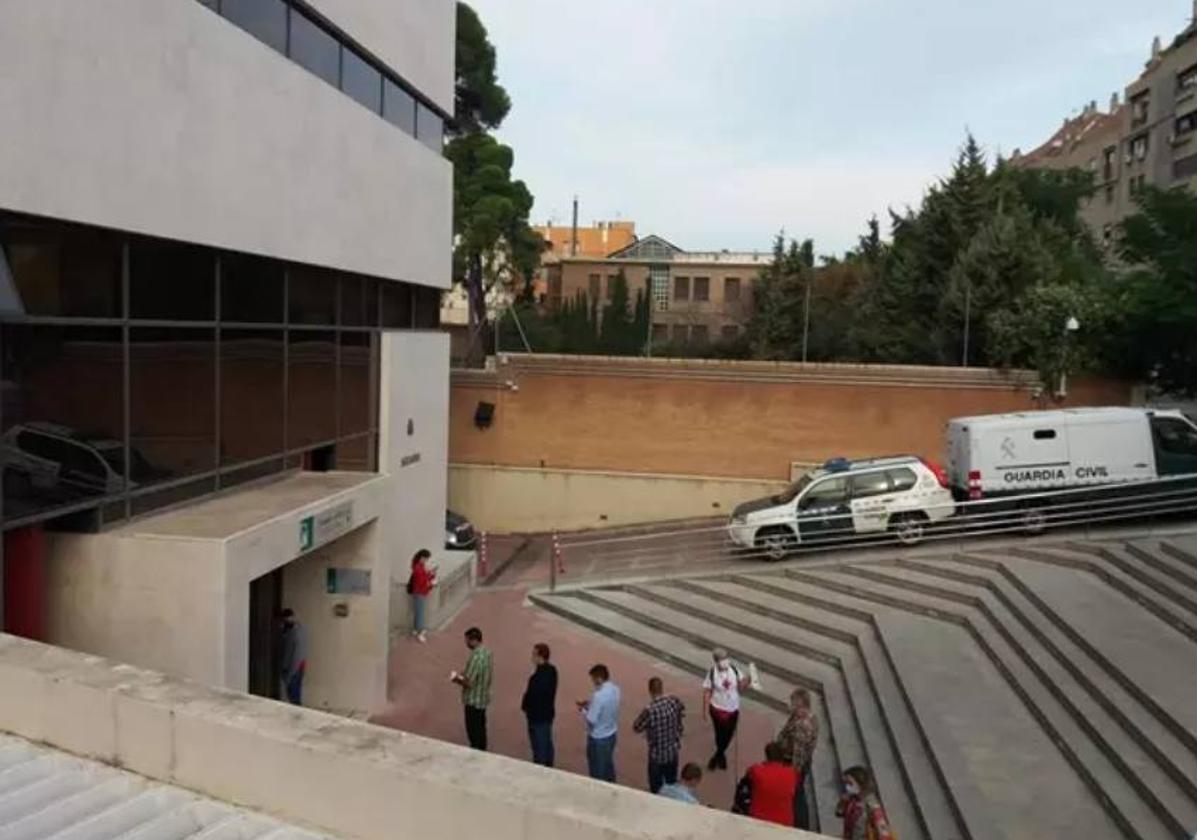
[632,677,686,793]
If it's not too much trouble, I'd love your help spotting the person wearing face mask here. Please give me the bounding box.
[702,648,751,771]
[837,766,895,840]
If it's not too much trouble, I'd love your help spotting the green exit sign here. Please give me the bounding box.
[299,516,314,552]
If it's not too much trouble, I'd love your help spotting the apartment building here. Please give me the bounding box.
[545,234,766,345]
[535,220,638,260]
[0,0,455,713]
[1017,3,1197,243]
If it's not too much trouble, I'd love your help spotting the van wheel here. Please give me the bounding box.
[755,527,796,561]
[1020,504,1048,535]
[890,512,929,547]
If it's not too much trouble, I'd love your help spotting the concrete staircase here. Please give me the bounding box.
[531,535,1197,840]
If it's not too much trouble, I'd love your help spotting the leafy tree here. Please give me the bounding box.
[1116,186,1197,395]
[450,3,544,361]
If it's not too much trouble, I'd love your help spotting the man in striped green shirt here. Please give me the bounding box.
[452,626,493,750]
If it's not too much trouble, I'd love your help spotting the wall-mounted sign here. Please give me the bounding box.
[298,501,355,553]
[399,452,421,468]
[327,568,372,596]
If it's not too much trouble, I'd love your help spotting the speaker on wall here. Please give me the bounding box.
[474,401,496,430]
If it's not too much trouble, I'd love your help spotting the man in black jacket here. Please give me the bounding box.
[521,642,558,767]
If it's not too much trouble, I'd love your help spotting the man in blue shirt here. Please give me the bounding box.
[578,663,621,782]
[659,762,703,805]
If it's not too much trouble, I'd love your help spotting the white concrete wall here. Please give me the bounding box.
[379,332,453,626]
[0,0,451,289]
[0,634,825,840]
[306,0,456,113]
[449,464,787,533]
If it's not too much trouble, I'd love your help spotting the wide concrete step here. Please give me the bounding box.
[781,569,1125,840]
[845,559,1197,839]
[631,579,951,840]
[674,576,965,840]
[528,590,841,832]
[1071,542,1197,620]
[989,553,1197,742]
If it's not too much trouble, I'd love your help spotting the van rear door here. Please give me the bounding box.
[946,420,971,493]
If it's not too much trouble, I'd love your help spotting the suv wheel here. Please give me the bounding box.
[890,512,929,547]
[755,527,796,561]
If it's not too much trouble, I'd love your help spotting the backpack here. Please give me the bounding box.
[405,573,415,595]
[708,664,742,688]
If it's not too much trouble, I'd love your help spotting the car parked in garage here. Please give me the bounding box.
[445,509,477,551]
[727,455,955,558]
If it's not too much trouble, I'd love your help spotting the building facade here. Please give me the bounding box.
[1017,4,1197,243]
[545,235,765,346]
[0,0,456,712]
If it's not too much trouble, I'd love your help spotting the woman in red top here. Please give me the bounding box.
[733,742,800,827]
[408,549,436,643]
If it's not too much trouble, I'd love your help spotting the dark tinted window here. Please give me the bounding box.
[1152,417,1197,456]
[221,0,287,53]
[337,434,374,472]
[221,253,284,323]
[129,238,215,321]
[288,266,337,325]
[850,471,891,499]
[130,328,216,482]
[130,476,216,518]
[380,282,412,328]
[340,275,378,327]
[1033,429,1057,440]
[416,104,444,151]
[414,286,441,329]
[0,219,123,318]
[1,325,123,520]
[383,79,416,134]
[287,331,336,448]
[221,330,284,465]
[342,49,382,112]
[288,8,340,87]
[887,468,918,492]
[339,332,374,435]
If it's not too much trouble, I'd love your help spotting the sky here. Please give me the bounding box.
[467,0,1190,255]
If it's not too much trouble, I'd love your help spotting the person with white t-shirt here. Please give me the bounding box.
[701,647,751,771]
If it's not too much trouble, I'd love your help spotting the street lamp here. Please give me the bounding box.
[1057,316,1080,399]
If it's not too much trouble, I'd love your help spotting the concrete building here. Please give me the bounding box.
[545,235,767,347]
[1017,2,1197,244]
[0,0,458,714]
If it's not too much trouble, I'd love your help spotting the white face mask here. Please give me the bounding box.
[844,780,861,797]
[717,659,731,670]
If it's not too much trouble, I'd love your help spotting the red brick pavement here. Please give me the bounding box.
[370,587,786,810]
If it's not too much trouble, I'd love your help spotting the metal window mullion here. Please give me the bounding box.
[334,277,342,443]
[282,269,290,454]
[214,255,223,490]
[122,240,132,521]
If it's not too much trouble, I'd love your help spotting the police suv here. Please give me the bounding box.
[727,455,957,559]
[945,407,1197,530]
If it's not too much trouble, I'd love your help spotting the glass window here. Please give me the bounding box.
[220,458,286,490]
[287,331,336,448]
[690,324,709,344]
[1,325,123,521]
[674,277,690,301]
[220,330,284,466]
[1152,418,1197,456]
[651,323,668,342]
[801,476,847,507]
[380,282,412,328]
[413,286,440,329]
[339,332,375,435]
[130,476,216,518]
[130,328,216,482]
[221,0,287,54]
[288,265,337,325]
[221,252,284,324]
[850,471,891,499]
[588,274,601,300]
[416,103,444,151]
[383,79,416,134]
[287,8,340,88]
[340,275,376,327]
[724,277,741,302]
[887,468,918,492]
[0,217,122,318]
[342,49,382,113]
[693,277,710,302]
[336,434,374,472]
[671,324,688,344]
[129,238,215,321]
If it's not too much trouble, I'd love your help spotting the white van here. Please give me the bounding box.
[945,407,1197,527]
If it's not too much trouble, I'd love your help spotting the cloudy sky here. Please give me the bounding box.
[466,0,1188,254]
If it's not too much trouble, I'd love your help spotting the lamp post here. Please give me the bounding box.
[1057,316,1080,399]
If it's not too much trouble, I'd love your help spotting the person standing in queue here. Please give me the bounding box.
[521,642,558,767]
[278,608,307,706]
[632,676,686,793]
[732,741,800,828]
[702,647,751,771]
[451,627,492,750]
[578,663,621,782]
[777,687,820,829]
[837,765,896,840]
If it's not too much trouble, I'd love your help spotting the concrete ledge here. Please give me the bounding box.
[0,634,827,840]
